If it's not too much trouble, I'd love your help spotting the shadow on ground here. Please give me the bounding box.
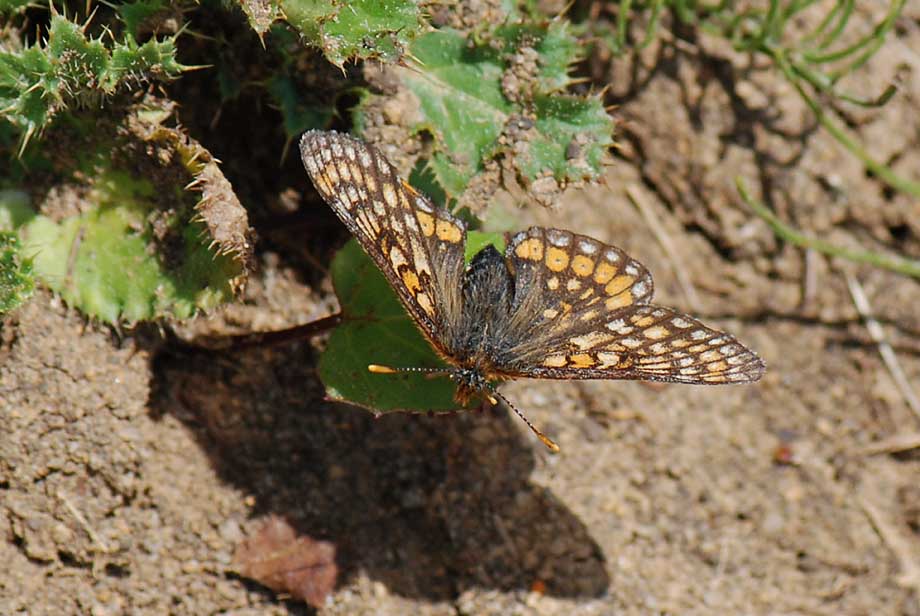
[149,338,610,602]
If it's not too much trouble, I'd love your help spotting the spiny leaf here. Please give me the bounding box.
[0,15,187,151]
[319,231,504,414]
[281,0,422,66]
[0,229,34,314]
[356,24,614,210]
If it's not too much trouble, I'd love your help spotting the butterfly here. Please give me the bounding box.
[299,130,765,450]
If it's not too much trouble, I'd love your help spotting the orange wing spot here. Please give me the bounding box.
[671,338,691,348]
[560,301,573,315]
[605,274,634,296]
[514,237,545,261]
[415,292,435,316]
[542,355,568,368]
[417,211,435,236]
[593,261,616,284]
[545,247,570,272]
[579,288,595,300]
[569,353,596,368]
[631,315,655,327]
[605,292,633,311]
[643,325,670,340]
[579,309,599,321]
[707,360,729,372]
[542,308,559,319]
[700,350,722,362]
[348,163,362,183]
[401,269,422,294]
[546,276,560,290]
[571,254,595,277]
[566,278,582,292]
[703,374,728,383]
[435,219,463,243]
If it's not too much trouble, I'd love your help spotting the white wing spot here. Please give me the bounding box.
[359,149,372,167]
[606,319,634,335]
[415,196,434,213]
[597,352,620,367]
[578,240,598,254]
[671,317,692,328]
[331,141,343,157]
[605,249,621,263]
[632,281,649,297]
[547,230,571,247]
[620,338,643,349]
[345,185,359,205]
[691,330,710,341]
[625,263,639,276]
[382,183,398,208]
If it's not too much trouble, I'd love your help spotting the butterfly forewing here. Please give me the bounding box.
[299,130,466,358]
[498,228,764,384]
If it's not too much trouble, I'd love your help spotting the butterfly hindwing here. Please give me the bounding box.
[497,227,764,384]
[299,131,466,358]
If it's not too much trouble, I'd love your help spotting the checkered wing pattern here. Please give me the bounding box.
[499,227,764,384]
[299,130,466,355]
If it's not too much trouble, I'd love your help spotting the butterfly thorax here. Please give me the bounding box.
[444,245,518,404]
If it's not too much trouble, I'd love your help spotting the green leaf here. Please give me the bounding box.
[357,25,614,206]
[17,168,241,323]
[0,101,252,324]
[281,0,422,66]
[266,73,334,144]
[0,230,34,314]
[319,231,504,413]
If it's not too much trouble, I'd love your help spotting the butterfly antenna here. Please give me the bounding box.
[368,364,448,378]
[488,387,560,453]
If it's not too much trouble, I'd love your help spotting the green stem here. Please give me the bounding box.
[736,178,920,279]
[774,53,920,198]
